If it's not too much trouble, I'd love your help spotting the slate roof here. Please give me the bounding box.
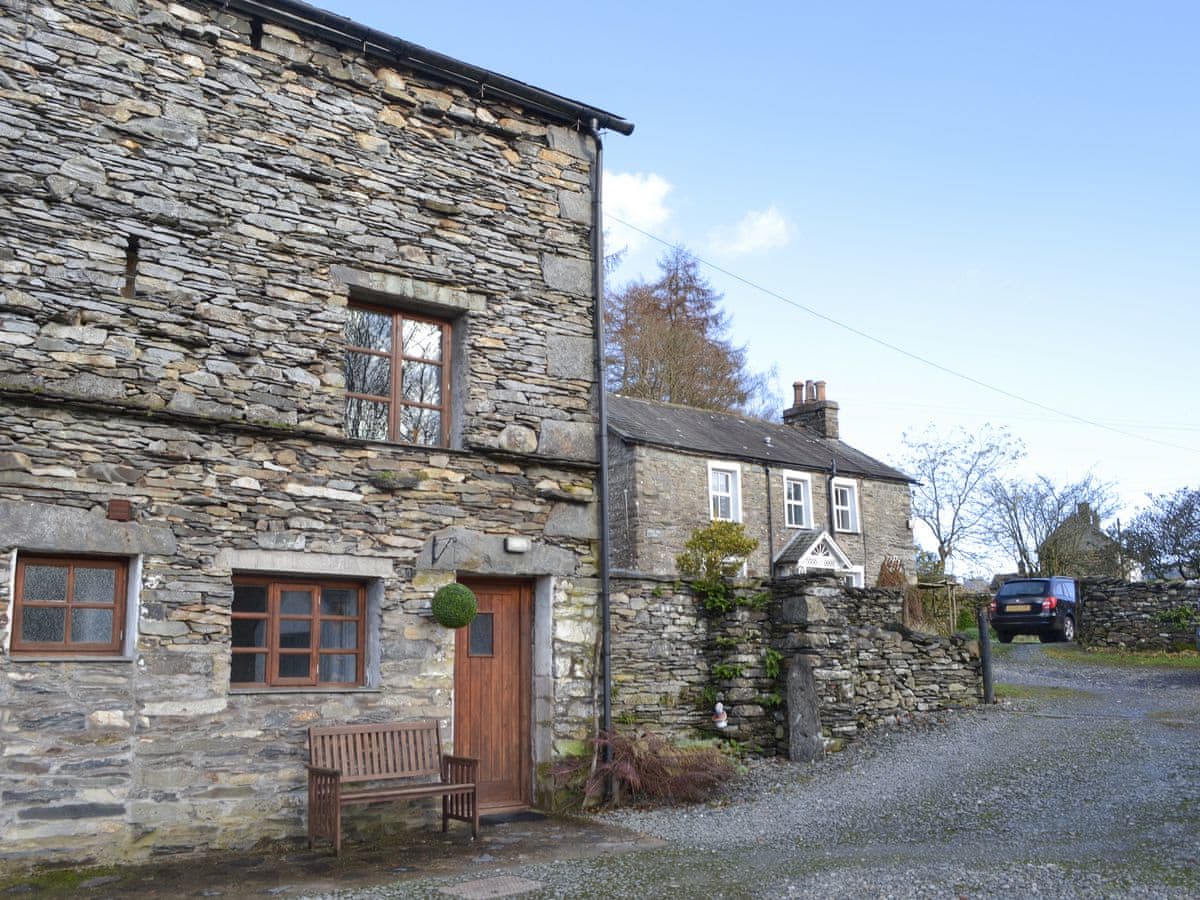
[774,528,824,566]
[607,395,912,484]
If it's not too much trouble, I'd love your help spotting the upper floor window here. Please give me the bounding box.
[832,478,860,533]
[344,302,450,446]
[231,577,365,688]
[783,472,813,528]
[708,463,741,522]
[10,555,127,655]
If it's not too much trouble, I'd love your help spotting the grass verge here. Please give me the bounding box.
[993,682,1095,703]
[1044,646,1200,669]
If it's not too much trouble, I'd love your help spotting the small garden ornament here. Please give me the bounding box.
[712,702,728,729]
[431,583,478,629]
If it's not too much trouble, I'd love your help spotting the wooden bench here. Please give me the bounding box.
[306,719,479,855]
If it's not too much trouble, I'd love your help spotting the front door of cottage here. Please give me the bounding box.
[453,577,532,811]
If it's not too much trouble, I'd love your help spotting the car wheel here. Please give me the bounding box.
[996,631,1014,644]
[1059,615,1076,643]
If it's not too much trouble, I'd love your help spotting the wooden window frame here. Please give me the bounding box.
[783,471,813,529]
[832,477,860,533]
[344,300,451,447]
[708,462,741,523]
[230,577,365,689]
[10,555,127,655]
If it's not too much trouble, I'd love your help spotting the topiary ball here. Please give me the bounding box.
[431,583,478,629]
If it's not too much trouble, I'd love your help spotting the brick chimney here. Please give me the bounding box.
[782,379,839,439]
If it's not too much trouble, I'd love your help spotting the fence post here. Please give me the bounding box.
[977,605,994,705]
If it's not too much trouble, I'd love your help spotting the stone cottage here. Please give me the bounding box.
[0,0,631,870]
[607,382,915,587]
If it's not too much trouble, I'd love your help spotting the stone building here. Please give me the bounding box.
[608,383,915,587]
[0,0,631,870]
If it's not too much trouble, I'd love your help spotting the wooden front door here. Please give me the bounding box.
[454,578,532,811]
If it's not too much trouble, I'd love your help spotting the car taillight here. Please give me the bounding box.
[1043,596,1057,610]
[989,601,997,614]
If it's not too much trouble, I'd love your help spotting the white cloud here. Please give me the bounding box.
[603,171,672,255]
[712,206,792,257]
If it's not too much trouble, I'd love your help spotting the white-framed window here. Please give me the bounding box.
[832,477,860,533]
[783,471,813,529]
[707,462,741,522]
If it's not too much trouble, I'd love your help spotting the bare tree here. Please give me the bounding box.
[1121,487,1200,579]
[605,247,776,415]
[898,425,1025,574]
[986,474,1118,575]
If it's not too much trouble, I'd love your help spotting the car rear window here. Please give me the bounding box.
[996,581,1050,598]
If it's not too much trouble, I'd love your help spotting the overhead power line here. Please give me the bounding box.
[606,214,1200,457]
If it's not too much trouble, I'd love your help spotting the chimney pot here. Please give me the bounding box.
[815,381,827,402]
[805,380,815,402]
[792,381,805,407]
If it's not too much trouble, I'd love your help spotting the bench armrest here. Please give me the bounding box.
[306,765,341,777]
[442,754,478,784]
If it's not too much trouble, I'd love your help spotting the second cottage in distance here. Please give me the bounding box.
[607,380,915,587]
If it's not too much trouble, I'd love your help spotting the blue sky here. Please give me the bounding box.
[329,1,1199,569]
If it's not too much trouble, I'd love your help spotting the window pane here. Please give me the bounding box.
[70,608,113,643]
[320,620,358,650]
[319,654,357,683]
[345,397,390,441]
[399,405,442,446]
[231,653,266,684]
[24,565,68,602]
[321,588,358,617]
[74,567,117,603]
[280,590,313,616]
[345,306,391,352]
[402,318,443,362]
[710,471,730,494]
[712,495,731,520]
[232,618,267,648]
[278,654,310,679]
[344,351,390,397]
[233,584,268,614]
[21,606,66,643]
[279,619,311,648]
[469,612,494,656]
[401,361,442,406]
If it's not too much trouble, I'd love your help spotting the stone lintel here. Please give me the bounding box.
[214,549,394,580]
[0,499,176,556]
[418,527,576,576]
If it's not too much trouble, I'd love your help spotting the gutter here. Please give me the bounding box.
[218,0,634,135]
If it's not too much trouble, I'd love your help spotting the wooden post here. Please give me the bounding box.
[977,606,994,704]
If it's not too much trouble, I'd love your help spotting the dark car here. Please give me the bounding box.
[989,577,1077,643]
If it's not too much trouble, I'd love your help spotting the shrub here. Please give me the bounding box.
[877,554,908,588]
[676,521,758,582]
[555,731,737,808]
[676,521,758,613]
[431,583,477,628]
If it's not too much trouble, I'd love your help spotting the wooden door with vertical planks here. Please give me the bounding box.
[454,578,532,811]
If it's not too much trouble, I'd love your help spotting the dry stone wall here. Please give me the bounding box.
[1078,578,1200,651]
[610,574,982,758]
[0,0,607,873]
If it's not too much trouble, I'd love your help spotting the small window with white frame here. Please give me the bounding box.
[832,477,860,533]
[707,462,741,522]
[783,471,813,528]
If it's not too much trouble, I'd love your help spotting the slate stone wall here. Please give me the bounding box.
[0,0,605,872]
[610,574,981,757]
[1078,578,1200,651]
[607,443,913,585]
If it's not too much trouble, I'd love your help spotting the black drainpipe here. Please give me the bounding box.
[586,119,613,751]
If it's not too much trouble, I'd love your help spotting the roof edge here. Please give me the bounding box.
[219,0,634,135]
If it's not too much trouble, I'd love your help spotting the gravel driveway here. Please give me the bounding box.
[335,644,1200,899]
